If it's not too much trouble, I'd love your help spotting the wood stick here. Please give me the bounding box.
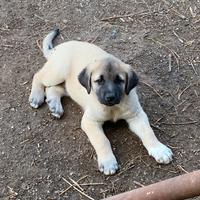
[104,170,200,200]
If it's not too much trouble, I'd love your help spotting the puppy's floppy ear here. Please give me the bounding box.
[78,68,91,94]
[125,70,138,95]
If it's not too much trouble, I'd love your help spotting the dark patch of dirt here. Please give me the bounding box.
[1,0,200,199]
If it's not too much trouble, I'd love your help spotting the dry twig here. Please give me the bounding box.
[160,121,198,125]
[149,38,180,70]
[59,175,88,196]
[168,53,172,72]
[154,117,164,124]
[117,156,142,176]
[100,12,149,21]
[134,180,145,187]
[21,81,29,85]
[68,176,84,191]
[2,44,13,48]
[117,164,135,176]
[140,81,163,99]
[7,186,18,198]
[177,165,189,173]
[87,34,100,43]
[181,103,192,112]
[189,7,197,18]
[188,60,198,75]
[167,145,179,149]
[170,8,186,19]
[20,139,30,144]
[36,39,43,52]
[34,14,49,22]
[80,183,106,186]
[173,30,184,43]
[178,83,192,100]
[89,149,95,159]
[194,90,198,97]
[151,124,165,133]
[193,17,200,24]
[61,177,94,200]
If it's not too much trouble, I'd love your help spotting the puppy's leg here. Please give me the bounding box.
[45,85,66,118]
[81,114,118,175]
[29,72,45,108]
[127,109,173,164]
[29,62,65,108]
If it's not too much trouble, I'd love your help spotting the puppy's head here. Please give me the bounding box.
[78,58,138,106]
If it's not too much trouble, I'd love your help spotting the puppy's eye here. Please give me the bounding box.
[115,75,124,84]
[95,75,104,85]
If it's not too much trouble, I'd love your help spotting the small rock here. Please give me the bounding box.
[110,29,118,39]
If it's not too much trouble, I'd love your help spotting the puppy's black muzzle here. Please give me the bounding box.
[97,81,123,106]
[103,92,120,106]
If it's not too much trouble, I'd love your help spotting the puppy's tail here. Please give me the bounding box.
[42,28,60,59]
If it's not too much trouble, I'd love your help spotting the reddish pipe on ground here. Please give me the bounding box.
[104,170,200,200]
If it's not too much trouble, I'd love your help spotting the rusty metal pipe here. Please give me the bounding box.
[104,170,200,200]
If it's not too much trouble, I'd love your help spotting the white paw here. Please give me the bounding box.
[46,98,64,118]
[148,142,173,164]
[29,91,44,108]
[98,156,119,175]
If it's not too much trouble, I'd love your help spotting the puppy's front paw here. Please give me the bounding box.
[29,91,44,108]
[98,156,119,175]
[46,98,64,118]
[148,142,173,164]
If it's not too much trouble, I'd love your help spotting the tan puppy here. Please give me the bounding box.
[29,29,173,175]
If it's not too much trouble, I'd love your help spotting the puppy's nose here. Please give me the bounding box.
[105,93,115,102]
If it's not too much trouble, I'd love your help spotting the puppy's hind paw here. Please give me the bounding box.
[29,92,44,108]
[98,156,119,175]
[46,98,64,118]
[148,142,173,164]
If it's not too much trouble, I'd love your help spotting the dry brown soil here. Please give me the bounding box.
[1,0,200,199]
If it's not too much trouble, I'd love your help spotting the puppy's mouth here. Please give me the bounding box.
[100,99,121,106]
[104,102,120,106]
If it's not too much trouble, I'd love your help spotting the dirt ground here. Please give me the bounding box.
[1,0,200,199]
